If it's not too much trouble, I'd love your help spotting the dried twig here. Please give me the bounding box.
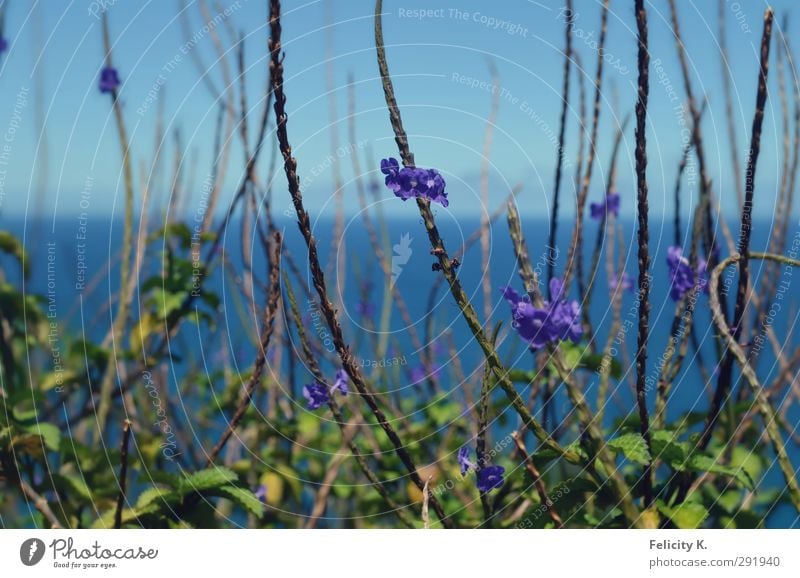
[512,431,563,528]
[634,0,654,508]
[700,9,774,451]
[271,0,451,526]
[114,419,133,529]
[708,252,800,513]
[207,232,283,465]
[547,0,574,288]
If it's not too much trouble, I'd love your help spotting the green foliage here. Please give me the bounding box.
[608,433,652,465]
[0,221,792,530]
[657,500,709,529]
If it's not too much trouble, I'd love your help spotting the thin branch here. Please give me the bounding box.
[114,419,133,529]
[207,232,283,465]
[271,0,450,527]
[634,0,654,508]
[700,9,774,451]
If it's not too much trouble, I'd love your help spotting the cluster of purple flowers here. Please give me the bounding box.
[666,246,709,301]
[302,369,349,410]
[380,158,448,207]
[500,277,582,350]
[589,191,620,220]
[458,446,505,492]
[99,67,121,94]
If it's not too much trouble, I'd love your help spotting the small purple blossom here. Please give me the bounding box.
[380,157,448,207]
[477,465,505,492]
[666,246,708,301]
[409,363,441,386]
[355,300,375,317]
[590,191,620,220]
[0,37,7,54]
[457,446,475,476]
[99,66,121,93]
[332,369,349,395]
[303,369,349,410]
[302,382,329,410]
[254,484,268,503]
[500,278,582,350]
[609,271,634,293]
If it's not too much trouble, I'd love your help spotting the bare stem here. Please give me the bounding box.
[634,0,654,508]
[114,419,133,529]
[271,0,451,527]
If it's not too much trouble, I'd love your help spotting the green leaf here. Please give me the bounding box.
[656,500,708,529]
[730,445,764,482]
[178,467,238,495]
[650,430,689,467]
[213,485,265,518]
[651,430,753,490]
[136,486,179,512]
[607,433,651,465]
[429,401,462,427]
[556,342,622,378]
[532,438,586,463]
[685,454,754,490]
[24,423,61,451]
[53,474,93,501]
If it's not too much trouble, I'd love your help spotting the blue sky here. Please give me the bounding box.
[0,0,795,223]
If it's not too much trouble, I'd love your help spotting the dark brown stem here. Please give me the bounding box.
[477,360,492,526]
[207,232,283,465]
[719,0,745,209]
[667,0,717,268]
[699,9,773,452]
[563,0,609,296]
[512,431,564,528]
[271,0,452,527]
[634,0,654,508]
[282,278,415,529]
[114,419,133,529]
[547,0,574,287]
[373,0,580,469]
[583,113,630,328]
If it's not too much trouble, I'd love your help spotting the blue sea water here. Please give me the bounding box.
[3,212,799,527]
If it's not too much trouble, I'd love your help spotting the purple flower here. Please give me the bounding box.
[409,363,441,386]
[254,484,268,503]
[0,37,7,54]
[99,66,121,93]
[590,191,621,220]
[457,446,475,476]
[500,278,582,350]
[303,382,329,410]
[476,465,505,492]
[697,259,709,293]
[355,300,375,317]
[380,157,448,206]
[666,246,708,301]
[609,271,634,293]
[303,369,349,409]
[549,299,583,343]
[500,286,552,349]
[332,369,348,395]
